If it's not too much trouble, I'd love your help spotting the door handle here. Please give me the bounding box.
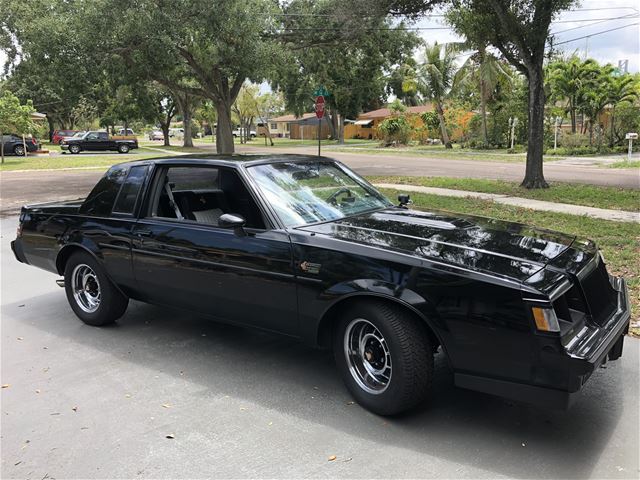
[136,229,153,238]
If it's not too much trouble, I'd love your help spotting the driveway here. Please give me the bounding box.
[1,217,638,479]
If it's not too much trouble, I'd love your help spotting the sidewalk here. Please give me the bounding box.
[374,183,640,223]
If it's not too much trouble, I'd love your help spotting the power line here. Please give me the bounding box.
[551,13,639,34]
[553,22,639,46]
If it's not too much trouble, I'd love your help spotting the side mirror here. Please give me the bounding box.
[398,194,412,208]
[219,213,246,236]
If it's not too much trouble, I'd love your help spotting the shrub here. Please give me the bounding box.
[559,132,589,148]
[377,116,412,146]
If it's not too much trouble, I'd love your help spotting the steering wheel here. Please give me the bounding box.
[327,187,353,205]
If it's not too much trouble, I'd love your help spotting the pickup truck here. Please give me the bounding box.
[11,154,630,415]
[60,131,138,154]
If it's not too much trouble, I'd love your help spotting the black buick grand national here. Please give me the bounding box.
[11,155,630,415]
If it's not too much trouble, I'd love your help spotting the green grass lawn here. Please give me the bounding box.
[607,160,640,169]
[0,152,168,171]
[331,145,535,162]
[378,187,640,335]
[368,176,640,212]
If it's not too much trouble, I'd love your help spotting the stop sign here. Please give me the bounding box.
[315,95,325,119]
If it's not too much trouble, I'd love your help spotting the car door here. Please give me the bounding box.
[131,165,298,336]
[82,132,101,150]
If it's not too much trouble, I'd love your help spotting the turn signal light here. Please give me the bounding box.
[532,307,560,332]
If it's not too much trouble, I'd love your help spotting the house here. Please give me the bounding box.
[344,104,435,139]
[270,113,331,140]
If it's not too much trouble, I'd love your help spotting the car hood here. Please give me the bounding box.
[298,208,578,284]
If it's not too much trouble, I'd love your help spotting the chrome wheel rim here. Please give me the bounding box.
[15,146,25,156]
[343,318,392,394]
[71,264,101,313]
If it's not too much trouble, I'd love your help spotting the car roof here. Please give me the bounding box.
[111,154,338,170]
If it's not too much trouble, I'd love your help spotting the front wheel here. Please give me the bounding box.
[118,144,130,153]
[64,251,129,326]
[333,300,433,415]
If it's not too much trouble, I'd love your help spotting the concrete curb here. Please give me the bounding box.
[375,183,640,224]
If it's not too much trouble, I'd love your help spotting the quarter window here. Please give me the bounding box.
[80,167,127,216]
[113,165,148,214]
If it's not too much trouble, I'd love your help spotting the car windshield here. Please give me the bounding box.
[73,132,86,138]
[247,161,392,227]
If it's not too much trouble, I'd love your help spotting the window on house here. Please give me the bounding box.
[270,123,278,130]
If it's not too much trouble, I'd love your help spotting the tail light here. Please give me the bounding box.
[31,138,37,145]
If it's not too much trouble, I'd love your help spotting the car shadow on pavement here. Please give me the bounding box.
[6,293,633,479]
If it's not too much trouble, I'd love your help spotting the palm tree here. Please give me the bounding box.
[547,56,600,133]
[416,42,460,149]
[456,45,511,146]
[606,74,639,146]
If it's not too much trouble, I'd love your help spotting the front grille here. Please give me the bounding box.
[580,260,618,325]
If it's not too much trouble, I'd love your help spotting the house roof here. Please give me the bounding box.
[271,113,317,122]
[360,104,434,119]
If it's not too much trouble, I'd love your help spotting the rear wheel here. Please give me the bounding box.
[68,144,81,154]
[13,145,25,156]
[64,251,128,326]
[118,143,130,154]
[333,300,433,415]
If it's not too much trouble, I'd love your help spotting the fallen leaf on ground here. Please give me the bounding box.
[35,389,40,394]
[328,455,337,461]
[72,406,78,412]
[346,401,355,405]
[343,457,353,463]
[125,394,131,398]
[1,384,10,389]
[161,404,172,409]
[18,305,25,308]
[268,422,273,426]
[17,337,23,341]
[166,434,175,439]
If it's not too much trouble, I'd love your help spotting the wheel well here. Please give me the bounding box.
[56,245,86,275]
[316,295,441,352]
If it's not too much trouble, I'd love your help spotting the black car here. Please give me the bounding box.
[2,134,39,156]
[60,130,138,154]
[11,155,630,415]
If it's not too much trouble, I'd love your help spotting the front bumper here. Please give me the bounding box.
[456,277,630,409]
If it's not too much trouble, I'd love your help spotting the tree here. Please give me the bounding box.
[274,0,418,144]
[547,56,600,134]
[445,0,579,188]
[232,84,260,144]
[414,42,461,148]
[456,47,511,146]
[255,92,284,146]
[606,74,639,146]
[0,90,37,163]
[388,61,421,106]
[150,86,177,147]
[84,0,281,154]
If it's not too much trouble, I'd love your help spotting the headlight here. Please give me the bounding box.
[532,307,560,332]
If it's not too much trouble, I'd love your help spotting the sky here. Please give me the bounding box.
[415,0,640,72]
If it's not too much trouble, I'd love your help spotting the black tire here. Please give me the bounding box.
[69,144,81,154]
[13,145,26,156]
[333,300,433,415]
[64,251,129,326]
[118,143,130,154]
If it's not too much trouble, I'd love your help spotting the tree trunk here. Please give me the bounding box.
[569,99,576,134]
[47,117,55,142]
[215,99,235,154]
[609,106,616,147]
[479,80,489,146]
[161,123,171,146]
[182,106,193,148]
[1,133,5,164]
[327,109,338,140]
[521,65,548,189]
[22,134,28,157]
[338,115,345,144]
[436,102,452,148]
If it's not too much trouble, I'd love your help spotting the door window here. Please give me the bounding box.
[148,166,266,229]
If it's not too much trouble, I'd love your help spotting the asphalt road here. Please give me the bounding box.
[1,217,639,479]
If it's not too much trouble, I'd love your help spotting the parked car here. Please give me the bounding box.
[168,128,184,138]
[1,134,39,156]
[148,130,164,141]
[232,127,256,138]
[59,131,138,154]
[52,129,80,144]
[11,155,630,415]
